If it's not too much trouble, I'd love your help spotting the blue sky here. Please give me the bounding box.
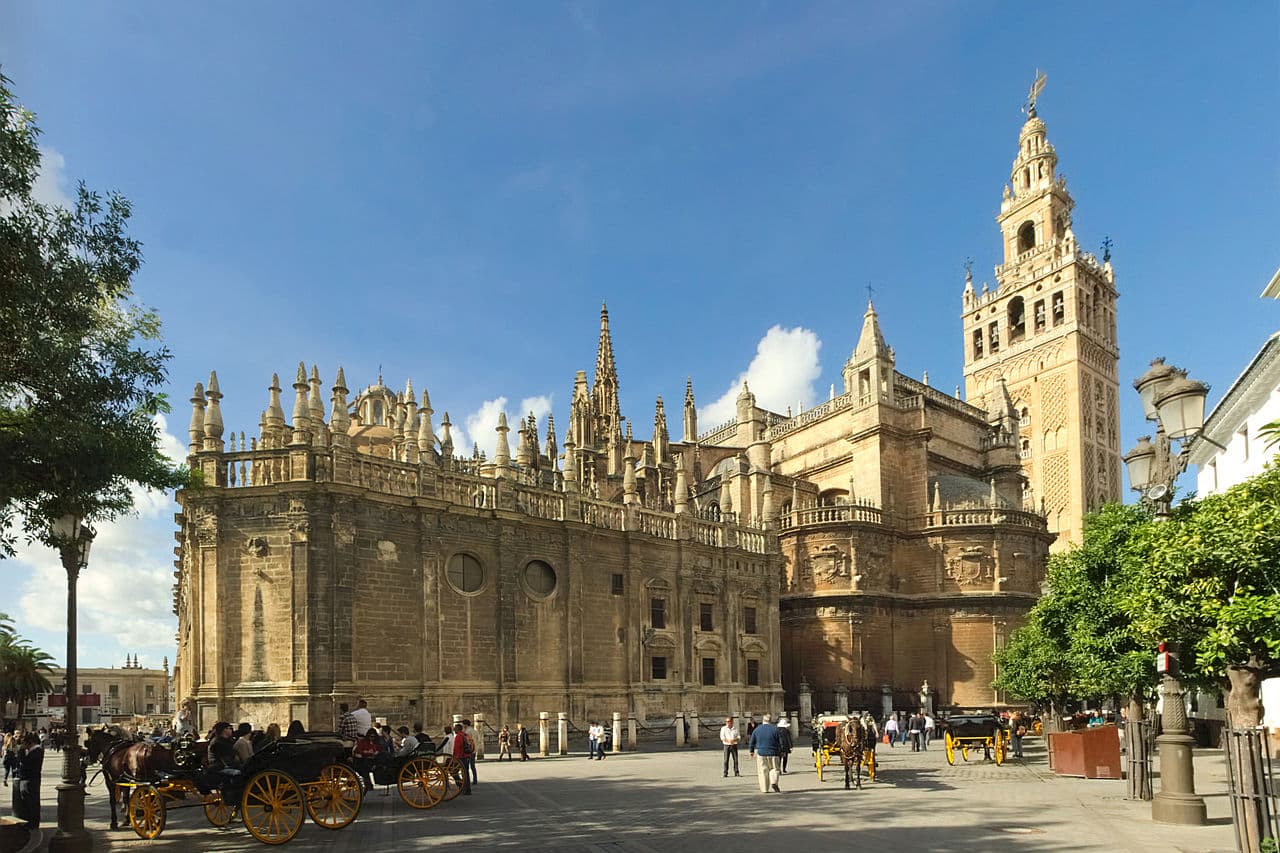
[2,2,1278,667]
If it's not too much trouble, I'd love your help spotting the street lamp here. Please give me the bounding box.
[49,514,94,853]
[1122,358,1217,827]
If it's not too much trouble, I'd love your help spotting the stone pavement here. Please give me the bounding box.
[19,736,1238,852]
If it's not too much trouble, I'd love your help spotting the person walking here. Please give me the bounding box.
[747,713,782,793]
[516,723,530,761]
[2,732,14,786]
[777,718,793,774]
[719,716,740,777]
[923,712,935,751]
[1011,711,1027,759]
[11,733,42,828]
[909,712,922,752]
[587,721,599,759]
[498,725,512,760]
[449,723,473,795]
[884,713,899,748]
[461,720,479,784]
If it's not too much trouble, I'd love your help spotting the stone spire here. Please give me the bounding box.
[417,390,436,464]
[188,382,206,455]
[682,377,697,442]
[266,372,286,447]
[592,303,621,432]
[439,412,454,464]
[494,411,511,474]
[330,367,350,447]
[308,365,324,423]
[403,381,419,463]
[203,371,224,451]
[719,472,733,516]
[562,437,578,492]
[290,362,310,445]
[622,442,638,505]
[674,457,689,514]
[653,396,669,464]
[544,414,558,470]
[515,415,532,468]
[526,413,540,467]
[854,300,891,363]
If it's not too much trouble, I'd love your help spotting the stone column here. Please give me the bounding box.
[834,683,849,716]
[881,684,894,721]
[675,711,686,747]
[557,712,569,756]
[538,712,549,757]
[688,710,700,746]
[627,714,638,750]
[473,712,486,760]
[798,680,813,725]
[1152,670,1207,825]
[790,710,800,734]
[452,713,463,728]
[612,712,623,753]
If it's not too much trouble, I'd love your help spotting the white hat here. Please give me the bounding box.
[778,719,790,728]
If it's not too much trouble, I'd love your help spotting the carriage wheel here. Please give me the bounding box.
[306,764,363,829]
[944,731,955,766]
[397,757,446,809]
[864,749,876,782]
[128,785,166,840]
[241,769,305,845]
[436,755,466,801]
[204,792,233,827]
[993,735,1006,766]
[960,743,970,762]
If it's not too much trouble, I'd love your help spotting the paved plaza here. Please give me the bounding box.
[17,736,1237,852]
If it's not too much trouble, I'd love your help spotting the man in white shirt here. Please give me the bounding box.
[394,726,419,758]
[884,714,899,748]
[923,714,935,750]
[351,699,372,734]
[720,716,741,777]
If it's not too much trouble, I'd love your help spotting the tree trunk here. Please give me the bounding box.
[1124,690,1151,800]
[1223,656,1267,852]
[1224,658,1264,728]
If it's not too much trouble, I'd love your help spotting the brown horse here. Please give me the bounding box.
[838,717,868,790]
[84,727,206,830]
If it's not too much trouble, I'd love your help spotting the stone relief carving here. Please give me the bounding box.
[807,544,848,584]
[945,545,994,586]
[855,550,889,588]
[376,540,398,563]
[244,536,268,557]
[332,518,355,547]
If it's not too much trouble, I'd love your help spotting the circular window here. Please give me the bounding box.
[447,553,485,594]
[523,560,556,597]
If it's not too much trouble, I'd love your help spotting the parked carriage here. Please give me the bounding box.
[812,715,876,784]
[368,741,466,809]
[122,732,362,844]
[942,714,1010,766]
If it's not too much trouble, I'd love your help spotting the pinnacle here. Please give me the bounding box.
[334,366,347,390]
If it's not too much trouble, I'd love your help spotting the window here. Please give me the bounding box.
[372,400,384,425]
[611,574,624,596]
[1033,299,1046,332]
[744,606,757,635]
[1019,407,1030,427]
[1052,292,1065,326]
[1239,427,1250,462]
[109,684,120,699]
[446,553,485,594]
[701,657,716,686]
[746,658,760,687]
[651,656,668,680]
[988,322,1000,354]
[1018,221,1036,253]
[1007,297,1025,344]
[523,560,557,596]
[145,684,154,698]
[972,329,984,359]
[81,708,92,723]
[1020,439,1031,460]
[82,684,92,694]
[699,602,714,632]
[145,703,155,715]
[650,598,666,629]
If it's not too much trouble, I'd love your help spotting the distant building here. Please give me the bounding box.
[15,655,170,727]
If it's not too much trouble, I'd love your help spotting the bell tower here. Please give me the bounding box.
[962,75,1121,550]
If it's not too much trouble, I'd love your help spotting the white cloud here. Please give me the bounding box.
[460,395,555,460]
[8,415,185,667]
[31,146,73,208]
[700,326,823,426]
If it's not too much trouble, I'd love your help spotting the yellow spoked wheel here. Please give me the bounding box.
[204,792,233,827]
[993,735,1006,766]
[815,749,824,781]
[306,764,363,829]
[397,757,446,809]
[960,742,971,762]
[436,755,466,801]
[863,749,876,781]
[128,785,166,839]
[241,769,305,845]
[944,731,955,766]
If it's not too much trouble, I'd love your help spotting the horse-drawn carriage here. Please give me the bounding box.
[942,714,1010,766]
[366,740,466,809]
[812,714,876,788]
[99,731,363,844]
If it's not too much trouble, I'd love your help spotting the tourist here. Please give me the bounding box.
[352,698,373,734]
[1011,711,1027,759]
[337,703,360,743]
[175,699,195,736]
[777,717,793,774]
[353,728,382,793]
[923,712,935,750]
[449,723,473,795]
[516,722,531,761]
[413,722,434,752]
[264,722,282,745]
[393,725,419,758]
[745,716,757,739]
[908,712,922,751]
[884,713,899,747]
[719,716,740,777]
[863,712,880,756]
[233,723,255,763]
[498,725,512,760]
[2,731,15,786]
[11,733,42,828]
[587,720,599,759]
[286,720,306,737]
[747,713,782,793]
[462,720,479,783]
[381,724,396,753]
[208,722,241,776]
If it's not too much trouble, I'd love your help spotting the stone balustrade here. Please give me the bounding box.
[914,506,1045,530]
[778,501,884,530]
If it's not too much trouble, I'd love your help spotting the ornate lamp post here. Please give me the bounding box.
[48,514,95,853]
[1122,357,1218,826]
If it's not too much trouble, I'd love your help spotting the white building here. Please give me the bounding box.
[1187,267,1280,736]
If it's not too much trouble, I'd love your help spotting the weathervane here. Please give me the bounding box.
[1024,69,1047,117]
[1102,236,1113,263]
[963,257,974,278]
[866,283,876,304]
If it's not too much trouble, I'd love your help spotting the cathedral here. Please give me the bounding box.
[172,96,1118,731]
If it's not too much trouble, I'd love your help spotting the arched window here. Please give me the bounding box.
[372,400,384,426]
[1007,296,1026,344]
[1018,221,1036,253]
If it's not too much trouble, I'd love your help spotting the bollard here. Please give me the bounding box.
[688,711,700,746]
[473,712,486,760]
[675,711,686,747]
[539,711,549,757]
[627,714,638,750]
[790,711,800,736]
[612,712,623,753]
[557,711,569,756]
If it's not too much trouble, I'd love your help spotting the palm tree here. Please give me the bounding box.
[0,637,55,722]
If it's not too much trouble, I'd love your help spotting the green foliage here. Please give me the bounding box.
[995,503,1157,703]
[0,614,55,718]
[1125,459,1280,683]
[0,73,190,554]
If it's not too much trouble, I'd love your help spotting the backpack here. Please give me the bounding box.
[462,734,475,757]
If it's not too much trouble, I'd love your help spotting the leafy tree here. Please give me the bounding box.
[0,638,54,720]
[0,72,188,555]
[1126,460,1280,726]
